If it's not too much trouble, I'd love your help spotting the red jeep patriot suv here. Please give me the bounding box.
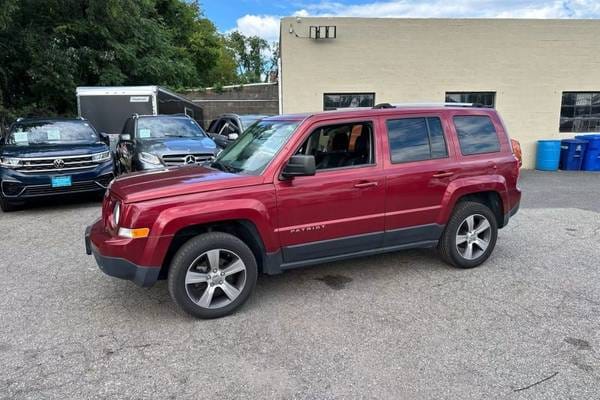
[86,104,521,319]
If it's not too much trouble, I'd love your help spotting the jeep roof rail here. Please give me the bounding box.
[373,102,485,109]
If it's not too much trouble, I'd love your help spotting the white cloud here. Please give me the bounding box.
[297,0,600,19]
[230,14,281,43]
[231,1,600,43]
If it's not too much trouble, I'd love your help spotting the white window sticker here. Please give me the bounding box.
[47,129,61,141]
[138,128,151,138]
[14,132,28,143]
[130,96,150,103]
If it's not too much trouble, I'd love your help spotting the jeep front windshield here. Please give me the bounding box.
[136,117,206,140]
[5,121,100,146]
[212,120,299,175]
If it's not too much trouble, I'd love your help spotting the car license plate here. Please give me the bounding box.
[51,176,72,188]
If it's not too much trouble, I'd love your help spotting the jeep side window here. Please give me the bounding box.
[296,122,374,170]
[453,115,500,155]
[386,117,448,163]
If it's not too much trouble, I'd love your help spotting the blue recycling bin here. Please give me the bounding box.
[536,140,561,171]
[575,134,600,171]
[559,139,587,170]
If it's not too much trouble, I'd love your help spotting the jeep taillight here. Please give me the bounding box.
[511,138,522,168]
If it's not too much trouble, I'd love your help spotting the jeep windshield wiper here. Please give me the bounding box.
[211,160,240,173]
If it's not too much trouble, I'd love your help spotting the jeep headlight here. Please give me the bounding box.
[139,152,162,165]
[92,151,111,162]
[113,202,121,226]
[0,157,21,168]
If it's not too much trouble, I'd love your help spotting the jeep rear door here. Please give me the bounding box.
[381,112,458,245]
[274,118,386,264]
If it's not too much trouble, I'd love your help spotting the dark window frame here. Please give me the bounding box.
[323,93,376,111]
[386,116,449,164]
[295,120,377,172]
[445,92,496,108]
[453,115,501,156]
[559,91,600,133]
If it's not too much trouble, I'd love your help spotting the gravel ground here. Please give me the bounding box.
[1,170,599,399]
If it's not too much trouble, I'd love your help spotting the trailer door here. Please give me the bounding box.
[79,95,153,135]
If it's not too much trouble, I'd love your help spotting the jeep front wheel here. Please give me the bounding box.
[168,232,258,319]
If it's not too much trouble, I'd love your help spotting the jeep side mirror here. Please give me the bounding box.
[119,133,132,142]
[281,155,316,179]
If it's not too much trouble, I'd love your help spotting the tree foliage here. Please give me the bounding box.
[0,0,240,124]
[224,31,277,84]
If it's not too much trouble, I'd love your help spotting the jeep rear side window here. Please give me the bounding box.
[454,115,500,155]
[386,117,448,163]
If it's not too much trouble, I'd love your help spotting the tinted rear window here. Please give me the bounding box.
[453,116,500,155]
[387,117,448,163]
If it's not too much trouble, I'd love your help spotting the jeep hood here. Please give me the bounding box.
[110,166,262,203]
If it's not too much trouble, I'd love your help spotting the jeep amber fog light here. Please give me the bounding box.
[118,227,150,239]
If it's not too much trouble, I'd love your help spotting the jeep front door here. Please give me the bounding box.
[275,120,386,264]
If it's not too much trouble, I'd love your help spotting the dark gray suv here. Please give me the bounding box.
[115,114,218,174]
[207,114,269,148]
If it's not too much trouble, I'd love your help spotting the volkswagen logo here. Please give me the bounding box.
[184,155,196,165]
[53,159,65,169]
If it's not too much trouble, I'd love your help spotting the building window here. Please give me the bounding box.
[446,92,495,108]
[454,116,500,156]
[560,92,600,133]
[323,93,375,111]
[386,117,448,163]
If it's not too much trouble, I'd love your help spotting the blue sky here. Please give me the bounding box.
[202,0,600,42]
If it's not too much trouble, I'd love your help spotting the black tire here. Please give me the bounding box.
[438,201,498,268]
[168,232,258,319]
[0,195,21,212]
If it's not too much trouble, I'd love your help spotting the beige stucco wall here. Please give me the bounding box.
[280,17,600,168]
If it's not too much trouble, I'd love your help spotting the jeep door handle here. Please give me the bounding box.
[432,171,454,178]
[354,181,378,188]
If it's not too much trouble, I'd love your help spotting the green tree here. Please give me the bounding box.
[0,0,238,125]
[225,31,270,83]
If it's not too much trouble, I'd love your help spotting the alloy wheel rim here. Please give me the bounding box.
[184,249,246,309]
[455,214,492,260]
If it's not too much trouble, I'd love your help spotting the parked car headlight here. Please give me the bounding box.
[0,157,21,168]
[92,151,111,162]
[113,202,121,226]
[139,152,162,165]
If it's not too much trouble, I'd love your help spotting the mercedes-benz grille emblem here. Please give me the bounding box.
[184,155,196,165]
[53,159,65,169]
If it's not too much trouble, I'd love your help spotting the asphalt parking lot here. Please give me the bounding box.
[1,170,599,399]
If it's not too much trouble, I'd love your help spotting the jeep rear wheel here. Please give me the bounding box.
[168,232,258,319]
[438,201,498,268]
